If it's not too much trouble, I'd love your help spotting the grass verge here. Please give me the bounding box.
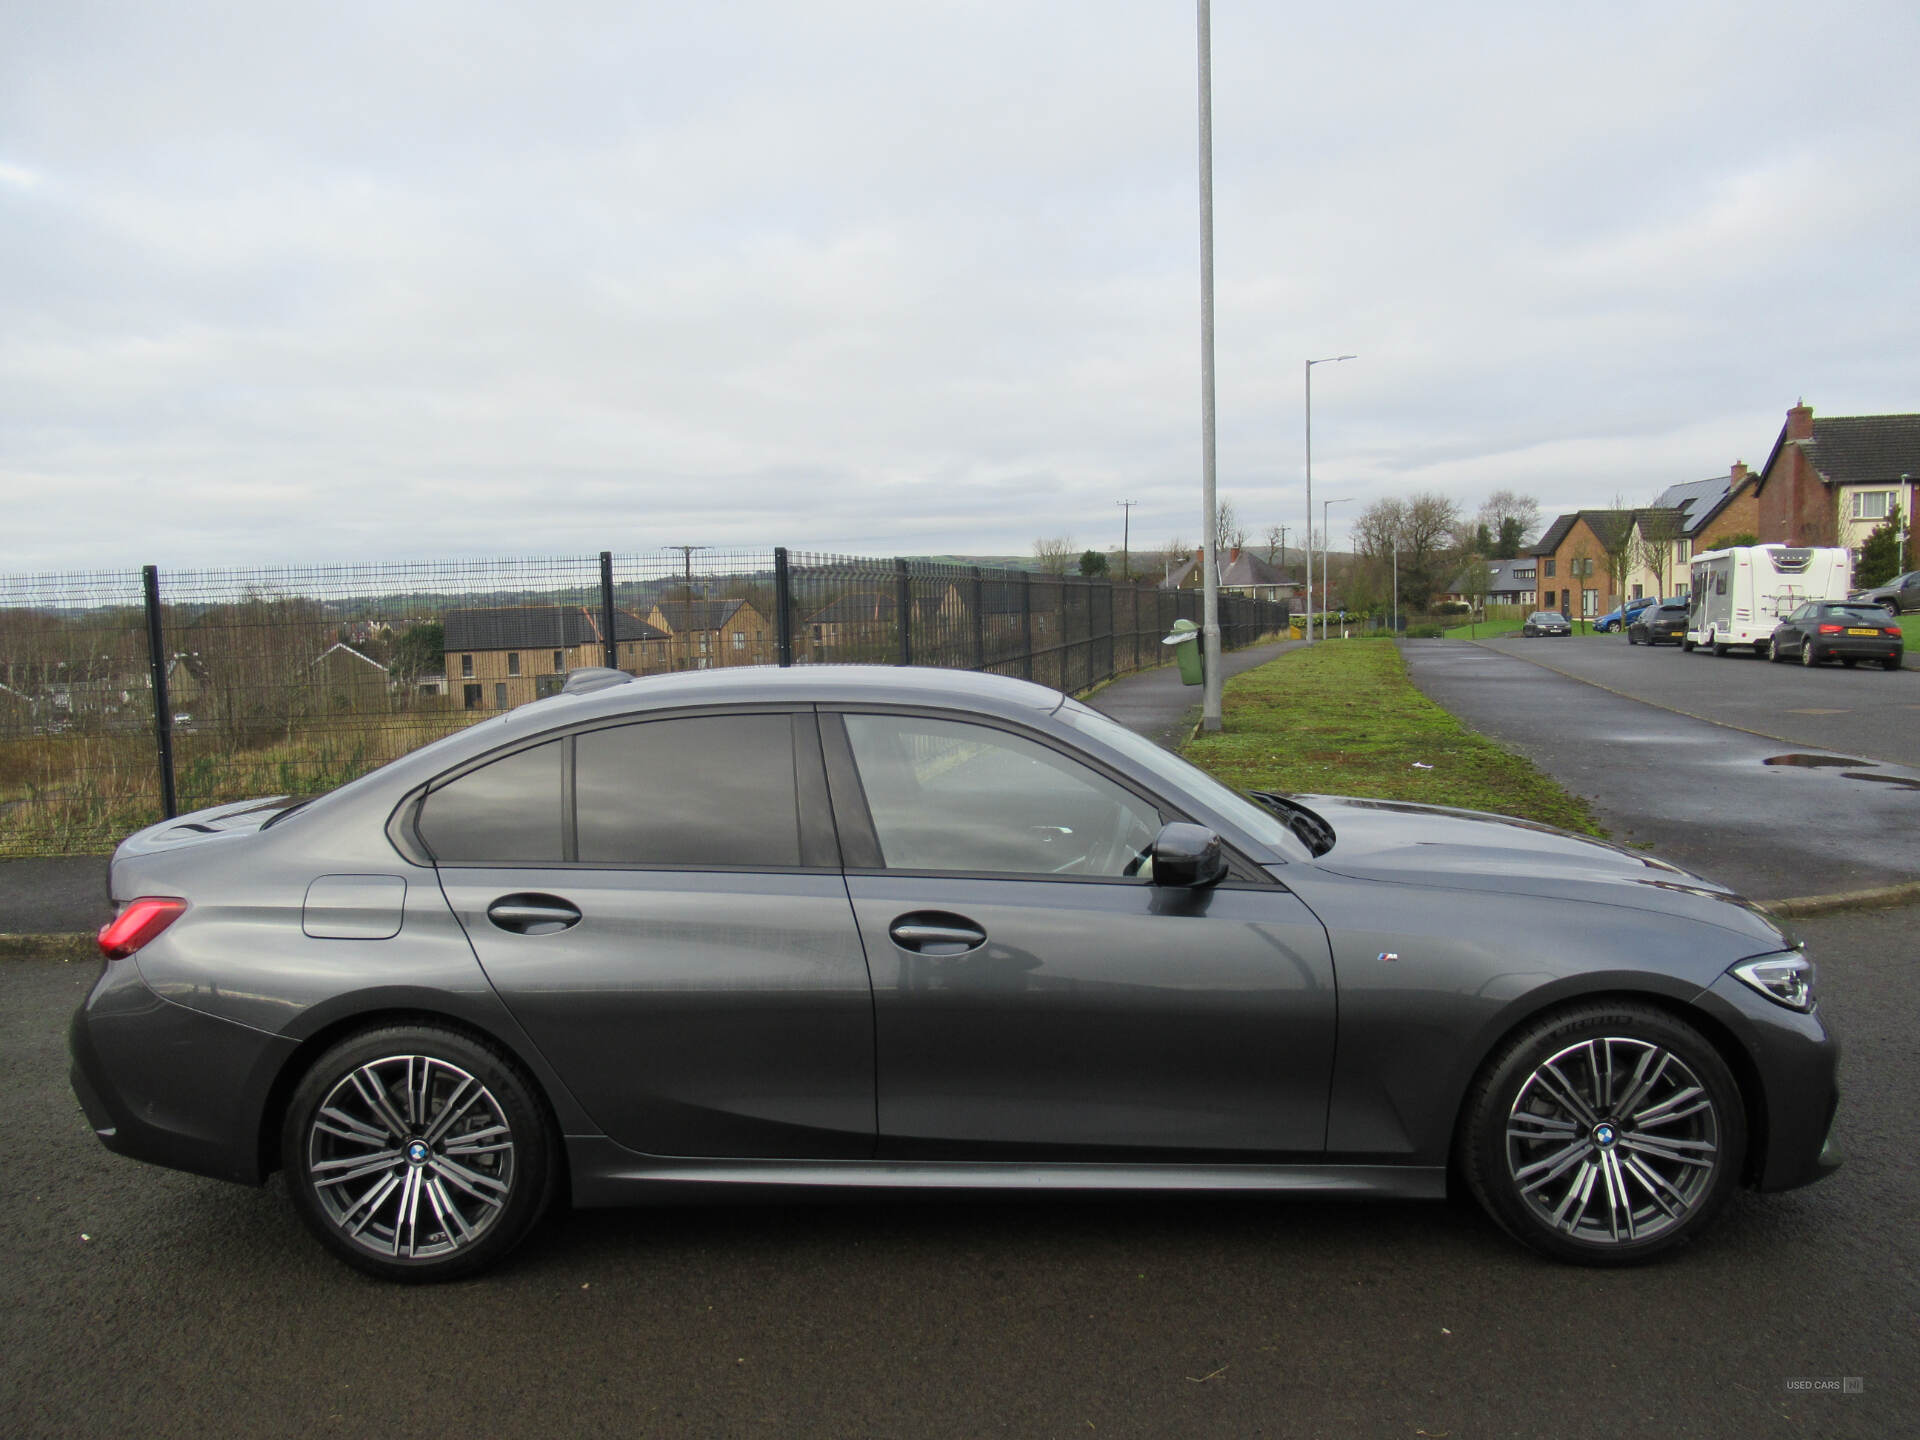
[1182,640,1604,835]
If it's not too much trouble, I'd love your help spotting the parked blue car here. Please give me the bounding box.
[1595,596,1660,632]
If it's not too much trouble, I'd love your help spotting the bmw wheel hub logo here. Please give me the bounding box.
[406,1140,430,1164]
[1592,1123,1617,1149]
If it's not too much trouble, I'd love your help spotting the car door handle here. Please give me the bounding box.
[888,913,987,955]
[486,894,582,935]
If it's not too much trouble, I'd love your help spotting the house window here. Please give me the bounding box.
[732,631,746,651]
[494,683,508,709]
[1582,589,1598,617]
[463,683,482,710]
[1852,491,1892,521]
[507,652,521,677]
[460,654,474,678]
[812,625,823,642]
[1631,584,1642,600]
[552,649,564,671]
[1674,582,1688,597]
[1544,559,1556,578]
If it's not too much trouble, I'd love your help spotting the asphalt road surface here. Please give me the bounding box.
[6,904,1916,1440]
[1474,630,1920,770]
[1403,641,1920,902]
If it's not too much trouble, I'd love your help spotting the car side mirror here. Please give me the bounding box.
[1150,822,1228,889]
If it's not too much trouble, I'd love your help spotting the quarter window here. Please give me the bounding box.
[420,741,564,863]
[842,714,1159,877]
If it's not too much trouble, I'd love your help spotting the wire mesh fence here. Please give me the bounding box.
[0,548,1290,857]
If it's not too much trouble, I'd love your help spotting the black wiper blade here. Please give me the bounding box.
[1249,790,1336,857]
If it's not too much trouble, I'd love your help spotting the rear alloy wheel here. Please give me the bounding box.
[1801,640,1818,667]
[283,1026,554,1282]
[1462,1004,1744,1264]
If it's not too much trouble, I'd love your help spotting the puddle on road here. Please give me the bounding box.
[1763,754,1920,793]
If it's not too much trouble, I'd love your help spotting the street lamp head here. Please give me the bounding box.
[1308,354,1357,367]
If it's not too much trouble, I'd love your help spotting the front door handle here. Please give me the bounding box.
[487,894,582,936]
[889,912,986,955]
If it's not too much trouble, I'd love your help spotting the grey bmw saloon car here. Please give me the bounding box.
[71,665,1838,1280]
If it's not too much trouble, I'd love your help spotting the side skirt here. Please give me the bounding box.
[564,1137,1446,1208]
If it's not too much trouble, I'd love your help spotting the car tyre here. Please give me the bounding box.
[1710,632,1728,657]
[1754,639,1771,662]
[1460,1002,1745,1266]
[282,1025,555,1283]
[1886,657,1904,671]
[1801,640,1818,668]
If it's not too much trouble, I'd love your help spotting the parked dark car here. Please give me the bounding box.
[1522,611,1572,636]
[72,666,1838,1281]
[1768,602,1905,669]
[1595,596,1659,633]
[1850,570,1920,615]
[1628,599,1691,647]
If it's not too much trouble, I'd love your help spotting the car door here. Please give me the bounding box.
[427,708,876,1159]
[822,709,1337,1160]
[1777,603,1812,655]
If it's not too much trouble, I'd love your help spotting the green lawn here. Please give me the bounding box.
[1182,640,1603,835]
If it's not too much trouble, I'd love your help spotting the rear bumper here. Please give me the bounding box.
[1808,637,1903,662]
[68,958,295,1185]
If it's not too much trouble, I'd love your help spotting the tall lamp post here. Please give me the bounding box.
[1116,499,1138,581]
[1195,0,1223,729]
[1304,354,1356,645]
[1322,496,1352,640]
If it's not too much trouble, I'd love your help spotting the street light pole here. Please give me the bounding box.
[1195,0,1223,730]
[1117,499,1138,581]
[1322,496,1353,641]
[1304,354,1355,647]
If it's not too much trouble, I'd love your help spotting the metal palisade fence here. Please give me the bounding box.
[0,548,1290,857]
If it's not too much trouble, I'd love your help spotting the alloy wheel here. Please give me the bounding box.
[305,1053,517,1262]
[1504,1036,1721,1247]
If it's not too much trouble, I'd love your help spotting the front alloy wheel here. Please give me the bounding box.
[1463,1004,1744,1264]
[284,1026,553,1281]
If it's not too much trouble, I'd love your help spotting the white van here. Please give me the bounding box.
[1686,545,1853,657]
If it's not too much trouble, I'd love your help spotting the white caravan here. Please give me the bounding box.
[1686,545,1853,656]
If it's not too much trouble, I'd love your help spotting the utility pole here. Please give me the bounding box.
[1117,499,1138,581]
[662,545,710,670]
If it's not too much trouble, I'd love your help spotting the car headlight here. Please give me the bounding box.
[1731,951,1816,1012]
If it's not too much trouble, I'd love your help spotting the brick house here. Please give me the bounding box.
[645,598,769,670]
[1645,463,1761,594]
[444,605,668,711]
[1530,510,1682,619]
[1753,403,1920,555]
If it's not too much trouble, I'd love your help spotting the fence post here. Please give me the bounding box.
[599,551,619,669]
[1021,572,1034,680]
[969,567,986,671]
[774,547,794,667]
[895,557,912,667]
[142,564,177,819]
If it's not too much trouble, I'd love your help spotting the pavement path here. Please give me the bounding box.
[1403,640,1920,903]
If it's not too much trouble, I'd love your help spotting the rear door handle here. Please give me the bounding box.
[486,894,582,935]
[888,913,986,955]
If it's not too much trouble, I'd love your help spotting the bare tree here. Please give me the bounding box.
[1479,490,1542,557]
[1354,493,1462,613]
[1596,506,1641,638]
[1214,498,1247,557]
[1032,536,1076,576]
[1262,524,1288,567]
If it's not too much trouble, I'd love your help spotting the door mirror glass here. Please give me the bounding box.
[1150,822,1227,889]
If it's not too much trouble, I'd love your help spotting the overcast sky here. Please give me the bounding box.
[4,1,1917,573]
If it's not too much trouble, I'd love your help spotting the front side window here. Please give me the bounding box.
[842,714,1159,876]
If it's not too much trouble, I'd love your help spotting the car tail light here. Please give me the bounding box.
[1816,624,1843,634]
[98,897,187,959]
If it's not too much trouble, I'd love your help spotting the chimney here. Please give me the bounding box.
[1228,546,1241,565]
[1730,461,1748,486]
[1786,402,1813,441]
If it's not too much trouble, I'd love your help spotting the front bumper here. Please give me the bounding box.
[1693,971,1841,1193]
[69,957,296,1185]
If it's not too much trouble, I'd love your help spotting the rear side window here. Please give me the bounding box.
[419,740,564,864]
[576,714,800,867]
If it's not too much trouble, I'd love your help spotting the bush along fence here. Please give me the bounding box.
[0,549,1291,857]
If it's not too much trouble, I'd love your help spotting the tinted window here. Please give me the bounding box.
[420,740,564,864]
[843,714,1159,876]
[576,714,800,867]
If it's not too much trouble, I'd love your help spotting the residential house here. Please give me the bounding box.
[1160,548,1302,602]
[1645,463,1761,595]
[310,642,393,713]
[1439,557,1537,608]
[1530,509,1683,619]
[1753,402,1920,557]
[645,598,769,670]
[444,605,669,712]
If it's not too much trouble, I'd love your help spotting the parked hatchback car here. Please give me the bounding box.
[1627,599,1691,647]
[1594,596,1659,633]
[1768,602,1905,669]
[72,666,1838,1280]
[1522,611,1571,636]
[1850,570,1920,614]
